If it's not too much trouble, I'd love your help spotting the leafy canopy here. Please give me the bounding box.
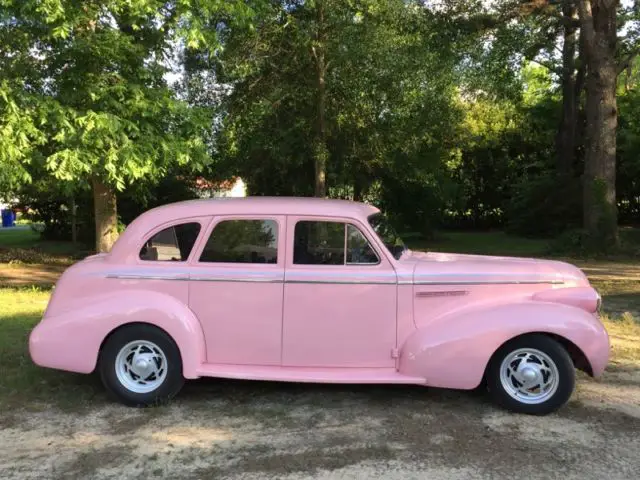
[0,0,256,193]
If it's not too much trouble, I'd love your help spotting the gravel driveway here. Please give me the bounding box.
[1,366,639,480]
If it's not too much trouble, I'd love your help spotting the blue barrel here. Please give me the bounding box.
[1,209,15,227]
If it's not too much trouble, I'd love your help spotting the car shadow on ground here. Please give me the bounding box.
[2,370,640,480]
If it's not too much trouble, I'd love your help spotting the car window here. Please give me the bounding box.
[346,224,379,264]
[199,219,278,264]
[294,221,378,265]
[294,221,344,265]
[140,223,201,261]
[368,213,407,260]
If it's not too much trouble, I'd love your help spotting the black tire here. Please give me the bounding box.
[99,324,185,407]
[486,334,575,415]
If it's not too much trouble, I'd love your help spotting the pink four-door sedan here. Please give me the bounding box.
[29,197,609,414]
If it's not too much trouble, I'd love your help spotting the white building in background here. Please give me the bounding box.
[216,177,247,198]
[194,177,247,198]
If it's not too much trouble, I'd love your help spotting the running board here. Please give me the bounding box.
[195,364,426,385]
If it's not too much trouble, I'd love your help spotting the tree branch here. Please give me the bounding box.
[576,0,596,54]
[531,59,562,75]
[617,50,639,76]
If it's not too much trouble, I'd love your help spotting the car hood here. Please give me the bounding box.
[403,250,588,285]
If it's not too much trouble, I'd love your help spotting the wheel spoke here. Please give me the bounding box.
[115,340,168,394]
[499,347,559,405]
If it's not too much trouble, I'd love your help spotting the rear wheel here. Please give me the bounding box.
[99,324,184,407]
[486,334,575,415]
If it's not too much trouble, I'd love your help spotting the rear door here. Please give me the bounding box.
[189,215,286,366]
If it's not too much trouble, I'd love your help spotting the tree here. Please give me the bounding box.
[577,0,639,245]
[195,0,460,208]
[311,0,329,197]
[556,0,585,175]
[0,0,255,252]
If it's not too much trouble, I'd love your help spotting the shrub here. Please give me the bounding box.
[506,174,582,237]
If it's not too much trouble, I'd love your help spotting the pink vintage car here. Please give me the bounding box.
[29,197,609,414]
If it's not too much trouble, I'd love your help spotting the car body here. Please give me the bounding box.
[29,197,610,413]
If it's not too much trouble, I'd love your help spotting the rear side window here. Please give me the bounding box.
[294,221,379,265]
[140,223,201,261]
[199,219,278,264]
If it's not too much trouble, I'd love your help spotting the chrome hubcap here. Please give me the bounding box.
[499,348,559,405]
[115,340,168,394]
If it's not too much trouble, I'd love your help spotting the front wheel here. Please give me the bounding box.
[486,334,575,415]
[99,324,185,407]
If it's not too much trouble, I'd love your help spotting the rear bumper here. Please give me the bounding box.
[29,317,98,374]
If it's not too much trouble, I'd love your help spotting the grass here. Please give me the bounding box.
[404,230,550,257]
[0,226,89,264]
[0,227,88,287]
[0,287,106,411]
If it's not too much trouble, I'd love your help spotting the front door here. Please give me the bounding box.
[282,216,397,368]
[189,215,286,366]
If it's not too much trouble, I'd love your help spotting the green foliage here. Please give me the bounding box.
[186,0,461,208]
[545,227,640,258]
[17,178,88,242]
[17,167,202,243]
[617,76,640,225]
[0,0,216,193]
[507,174,582,237]
[1,0,638,241]
[0,0,263,218]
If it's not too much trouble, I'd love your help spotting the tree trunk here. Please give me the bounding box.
[577,0,618,245]
[92,177,119,253]
[70,196,77,244]
[556,1,579,175]
[313,0,328,198]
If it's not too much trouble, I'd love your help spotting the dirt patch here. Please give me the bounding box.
[61,445,134,479]
[1,374,639,480]
[0,263,67,287]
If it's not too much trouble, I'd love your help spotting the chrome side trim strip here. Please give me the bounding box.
[107,274,564,286]
[285,279,396,285]
[106,274,189,281]
[412,280,564,285]
[416,290,469,297]
[190,276,283,283]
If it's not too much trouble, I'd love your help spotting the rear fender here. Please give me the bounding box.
[398,302,609,389]
[30,290,206,378]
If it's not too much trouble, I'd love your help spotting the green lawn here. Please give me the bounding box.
[0,226,89,265]
[0,288,107,411]
[404,230,549,257]
[0,226,41,247]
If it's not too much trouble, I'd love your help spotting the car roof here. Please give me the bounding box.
[108,197,380,261]
[142,196,379,219]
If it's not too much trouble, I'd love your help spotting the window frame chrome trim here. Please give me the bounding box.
[197,218,280,265]
[292,219,382,267]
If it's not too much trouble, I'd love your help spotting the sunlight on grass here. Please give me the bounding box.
[0,288,105,410]
[602,313,640,367]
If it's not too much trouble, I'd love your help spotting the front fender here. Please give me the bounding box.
[398,301,609,389]
[29,290,206,379]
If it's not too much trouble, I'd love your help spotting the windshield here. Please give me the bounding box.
[368,213,407,260]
